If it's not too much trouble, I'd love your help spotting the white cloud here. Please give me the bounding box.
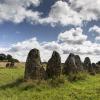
[0,0,100,62]
[95,36,100,42]
[7,37,42,61]
[0,0,41,23]
[0,0,98,26]
[40,0,100,26]
[0,27,100,63]
[89,25,100,42]
[40,1,82,26]
[1,0,41,7]
[70,0,100,21]
[89,25,100,34]
[0,0,100,26]
[58,27,87,44]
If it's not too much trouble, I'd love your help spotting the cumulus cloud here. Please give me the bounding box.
[0,0,100,26]
[89,25,100,42]
[1,0,41,7]
[89,25,100,34]
[0,0,41,23]
[40,1,82,26]
[0,27,100,63]
[58,27,87,44]
[2,37,54,62]
[40,0,100,26]
[70,0,100,21]
[95,36,100,42]
[0,0,100,62]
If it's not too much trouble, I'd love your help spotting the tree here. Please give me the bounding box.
[0,53,19,63]
[12,59,19,63]
[6,54,12,62]
[0,54,6,61]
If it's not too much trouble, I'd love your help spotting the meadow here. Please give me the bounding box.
[0,65,100,100]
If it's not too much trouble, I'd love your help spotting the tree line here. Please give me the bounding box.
[0,53,19,62]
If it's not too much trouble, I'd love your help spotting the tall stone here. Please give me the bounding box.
[92,63,100,74]
[6,63,10,68]
[6,61,15,68]
[24,49,45,80]
[46,51,61,78]
[84,57,95,75]
[10,61,15,68]
[63,53,77,75]
[75,55,83,71]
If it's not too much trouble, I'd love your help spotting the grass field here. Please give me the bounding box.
[0,67,100,100]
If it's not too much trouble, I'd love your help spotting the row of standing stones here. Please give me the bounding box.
[24,48,100,81]
[6,62,15,68]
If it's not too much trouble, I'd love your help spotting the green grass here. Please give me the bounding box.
[0,68,100,100]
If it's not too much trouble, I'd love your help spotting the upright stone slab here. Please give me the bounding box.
[6,61,15,68]
[24,49,45,80]
[6,63,10,68]
[46,51,61,78]
[10,61,15,68]
[75,55,83,71]
[63,53,77,75]
[92,63,100,74]
[84,57,95,75]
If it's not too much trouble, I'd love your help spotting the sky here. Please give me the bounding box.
[0,0,100,62]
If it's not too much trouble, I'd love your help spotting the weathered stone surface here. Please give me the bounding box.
[24,49,45,80]
[63,53,84,75]
[84,57,95,75]
[63,53,78,75]
[6,62,15,68]
[75,55,83,71]
[10,62,15,68]
[46,51,61,78]
[6,63,10,68]
[92,63,100,74]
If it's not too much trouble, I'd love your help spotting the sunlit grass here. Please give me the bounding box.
[0,68,100,100]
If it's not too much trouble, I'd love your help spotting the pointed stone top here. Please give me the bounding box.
[52,51,60,58]
[69,53,75,57]
[26,48,41,66]
[28,48,39,56]
[84,57,91,63]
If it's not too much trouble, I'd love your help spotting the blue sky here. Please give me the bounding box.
[0,0,100,62]
[0,0,59,47]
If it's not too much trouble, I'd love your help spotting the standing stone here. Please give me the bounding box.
[10,61,15,68]
[63,53,77,75]
[6,62,15,68]
[75,55,83,71]
[92,63,100,74]
[6,63,10,68]
[46,51,61,78]
[24,49,45,80]
[84,57,95,75]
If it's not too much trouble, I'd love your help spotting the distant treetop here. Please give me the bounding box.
[0,53,19,63]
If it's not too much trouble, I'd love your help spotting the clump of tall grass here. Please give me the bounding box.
[67,72,88,82]
[47,75,66,87]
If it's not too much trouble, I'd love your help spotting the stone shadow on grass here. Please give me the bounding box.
[0,78,24,90]
[0,78,42,91]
